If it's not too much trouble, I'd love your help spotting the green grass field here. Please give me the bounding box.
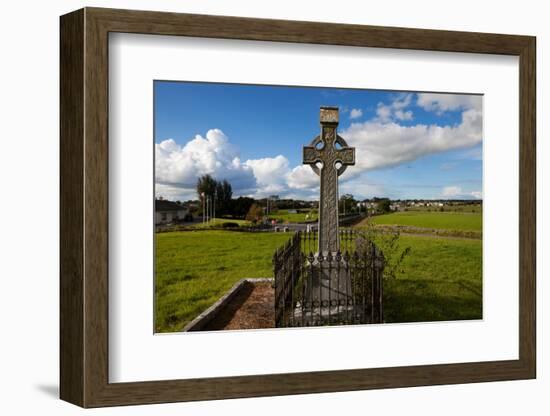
[269,209,318,223]
[362,211,482,232]
[155,231,291,332]
[155,228,482,332]
[383,234,482,323]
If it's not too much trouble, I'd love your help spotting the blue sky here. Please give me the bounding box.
[154,81,482,201]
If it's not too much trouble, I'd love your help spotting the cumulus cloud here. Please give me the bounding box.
[394,109,413,121]
[156,92,483,201]
[155,129,255,189]
[155,129,292,200]
[349,108,363,119]
[155,183,193,201]
[442,186,463,197]
[287,165,319,190]
[341,105,482,173]
[375,93,414,122]
[417,93,482,114]
[244,155,290,196]
[442,186,482,199]
[156,129,321,200]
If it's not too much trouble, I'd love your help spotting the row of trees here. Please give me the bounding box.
[196,174,233,216]
[340,194,391,214]
[196,174,259,218]
[195,174,393,219]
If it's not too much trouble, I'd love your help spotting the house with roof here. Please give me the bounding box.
[155,199,189,225]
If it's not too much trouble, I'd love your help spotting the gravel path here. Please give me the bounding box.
[202,282,275,331]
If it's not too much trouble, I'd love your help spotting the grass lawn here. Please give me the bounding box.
[155,230,292,332]
[269,209,318,223]
[362,211,482,232]
[383,234,482,323]
[155,229,482,332]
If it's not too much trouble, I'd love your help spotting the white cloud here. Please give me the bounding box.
[442,186,462,197]
[156,130,323,200]
[338,105,349,114]
[155,183,195,201]
[417,93,482,114]
[441,186,482,199]
[244,155,290,196]
[376,105,392,121]
[155,129,255,189]
[375,94,413,122]
[349,108,363,119]
[155,129,292,200]
[341,106,482,172]
[340,178,387,199]
[156,92,483,202]
[394,109,413,121]
[287,165,319,190]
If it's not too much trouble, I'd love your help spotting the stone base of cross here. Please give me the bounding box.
[295,254,356,325]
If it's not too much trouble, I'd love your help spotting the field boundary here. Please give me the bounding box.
[365,224,482,239]
[182,277,273,332]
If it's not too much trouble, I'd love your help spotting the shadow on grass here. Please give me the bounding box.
[384,278,482,323]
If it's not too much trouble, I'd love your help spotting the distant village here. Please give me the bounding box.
[155,194,482,226]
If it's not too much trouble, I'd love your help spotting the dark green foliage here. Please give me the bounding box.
[231,196,255,218]
[215,179,233,215]
[379,198,392,213]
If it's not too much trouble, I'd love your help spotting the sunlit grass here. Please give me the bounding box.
[155,230,482,332]
[360,211,482,232]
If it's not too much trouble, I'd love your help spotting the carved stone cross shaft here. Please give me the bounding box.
[303,107,355,254]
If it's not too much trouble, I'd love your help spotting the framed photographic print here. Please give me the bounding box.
[60,7,536,408]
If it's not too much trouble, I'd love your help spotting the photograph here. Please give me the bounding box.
[154,81,483,332]
[52,5,537,409]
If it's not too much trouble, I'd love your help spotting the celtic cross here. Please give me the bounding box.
[303,107,355,254]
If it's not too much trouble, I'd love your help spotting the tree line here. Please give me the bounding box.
[196,174,257,218]
[195,174,395,220]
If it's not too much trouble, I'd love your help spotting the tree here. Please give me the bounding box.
[231,196,255,218]
[215,179,233,216]
[378,198,391,213]
[197,174,217,216]
[339,193,357,215]
[196,174,217,201]
[245,203,264,224]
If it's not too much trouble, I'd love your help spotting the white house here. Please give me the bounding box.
[155,199,188,225]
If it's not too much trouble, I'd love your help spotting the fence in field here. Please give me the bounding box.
[273,230,384,328]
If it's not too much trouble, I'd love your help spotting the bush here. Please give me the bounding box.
[245,203,263,223]
[221,222,240,228]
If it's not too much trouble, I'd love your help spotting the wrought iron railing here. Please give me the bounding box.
[273,230,384,328]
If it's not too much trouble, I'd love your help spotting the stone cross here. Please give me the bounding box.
[303,106,355,254]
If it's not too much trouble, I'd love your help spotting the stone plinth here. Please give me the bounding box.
[293,252,356,325]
